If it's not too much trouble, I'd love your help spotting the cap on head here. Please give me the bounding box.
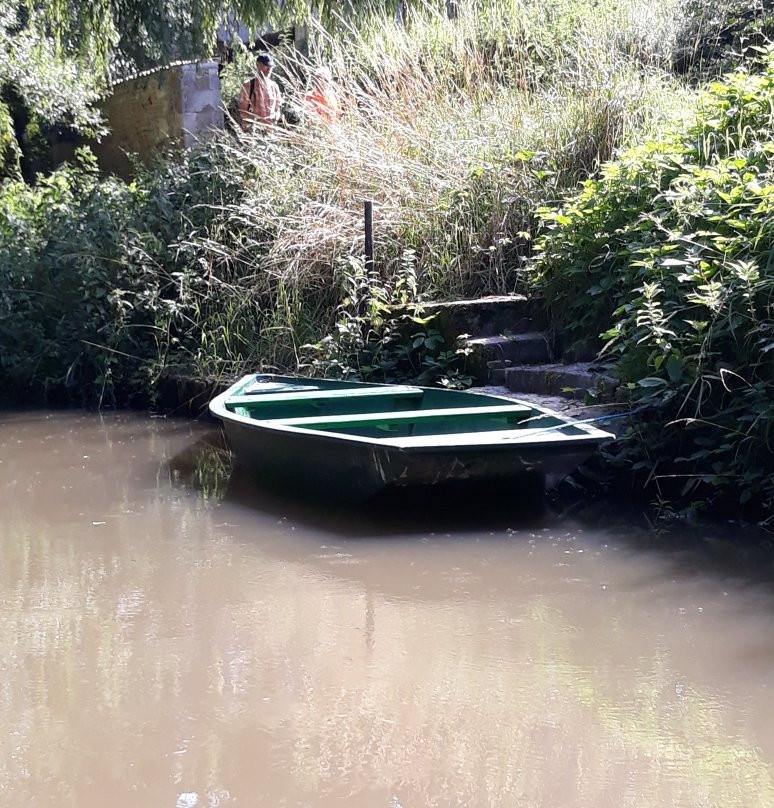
[257,53,275,69]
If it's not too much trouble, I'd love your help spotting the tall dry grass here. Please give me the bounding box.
[207,0,689,311]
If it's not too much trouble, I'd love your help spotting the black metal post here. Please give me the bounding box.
[364,200,374,276]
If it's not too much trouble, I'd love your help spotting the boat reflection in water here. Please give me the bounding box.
[168,430,550,538]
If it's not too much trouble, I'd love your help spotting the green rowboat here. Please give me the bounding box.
[209,374,615,502]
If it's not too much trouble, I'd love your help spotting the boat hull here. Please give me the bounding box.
[217,387,605,501]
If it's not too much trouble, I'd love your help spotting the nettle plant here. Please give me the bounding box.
[533,49,774,515]
[302,251,472,388]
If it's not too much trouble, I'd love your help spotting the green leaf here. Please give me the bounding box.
[666,356,683,383]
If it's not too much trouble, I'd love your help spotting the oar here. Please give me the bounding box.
[516,404,651,437]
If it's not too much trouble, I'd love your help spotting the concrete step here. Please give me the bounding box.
[467,332,551,367]
[489,362,619,402]
[422,295,547,343]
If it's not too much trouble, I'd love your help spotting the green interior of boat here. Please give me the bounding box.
[222,376,572,439]
[276,405,532,438]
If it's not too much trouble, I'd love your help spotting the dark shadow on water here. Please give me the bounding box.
[545,490,774,591]
[167,431,774,588]
[237,468,548,536]
[166,431,549,537]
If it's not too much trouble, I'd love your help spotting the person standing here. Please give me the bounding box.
[238,53,282,131]
[303,66,339,125]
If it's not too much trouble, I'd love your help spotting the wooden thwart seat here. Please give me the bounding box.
[276,404,532,430]
[378,426,595,449]
[225,385,423,410]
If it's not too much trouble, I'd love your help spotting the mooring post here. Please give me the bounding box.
[364,200,374,276]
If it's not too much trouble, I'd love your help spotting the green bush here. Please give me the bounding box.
[300,253,472,388]
[533,48,774,516]
[672,0,774,79]
[0,151,165,404]
[0,140,342,406]
[0,99,20,180]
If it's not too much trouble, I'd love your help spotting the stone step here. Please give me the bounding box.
[421,295,547,343]
[489,362,619,402]
[466,332,552,374]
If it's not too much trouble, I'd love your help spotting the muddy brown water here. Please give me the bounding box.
[2,411,774,808]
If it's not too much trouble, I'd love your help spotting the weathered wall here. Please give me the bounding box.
[93,68,182,178]
[63,62,224,179]
[180,62,223,148]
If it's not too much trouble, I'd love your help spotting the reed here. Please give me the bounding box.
[203,0,688,310]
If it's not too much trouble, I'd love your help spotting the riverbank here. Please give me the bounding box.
[1,3,771,521]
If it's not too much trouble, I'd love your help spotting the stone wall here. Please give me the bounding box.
[73,62,224,179]
[180,62,223,148]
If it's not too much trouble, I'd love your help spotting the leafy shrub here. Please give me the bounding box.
[0,151,168,404]
[533,48,774,516]
[0,99,20,179]
[0,139,344,406]
[301,253,472,387]
[672,0,774,79]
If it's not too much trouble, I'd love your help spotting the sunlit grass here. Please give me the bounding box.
[202,0,689,332]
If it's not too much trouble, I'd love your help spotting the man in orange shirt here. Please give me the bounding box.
[238,53,282,131]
